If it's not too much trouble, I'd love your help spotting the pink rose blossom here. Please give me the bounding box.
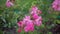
[17,21,24,27]
[31,6,38,14]
[23,16,31,25]
[32,6,38,11]
[52,0,60,11]
[31,6,42,15]
[23,16,34,32]
[24,22,34,32]
[37,10,42,14]
[35,20,42,26]
[34,16,42,26]
[6,0,14,7]
[32,13,39,19]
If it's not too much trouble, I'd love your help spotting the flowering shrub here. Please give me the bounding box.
[17,6,42,32]
[0,0,60,34]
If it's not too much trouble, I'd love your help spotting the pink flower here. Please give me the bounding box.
[23,16,34,25]
[32,6,38,11]
[24,22,34,32]
[6,0,14,7]
[23,16,31,25]
[37,10,42,14]
[17,21,24,27]
[35,21,42,26]
[34,16,42,26]
[32,13,39,19]
[38,16,42,20]
[52,0,60,11]
[23,16,34,32]
[31,6,38,14]
[31,6,42,15]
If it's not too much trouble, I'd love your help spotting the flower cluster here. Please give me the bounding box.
[52,0,60,11]
[17,6,42,32]
[6,0,14,7]
[31,6,42,26]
